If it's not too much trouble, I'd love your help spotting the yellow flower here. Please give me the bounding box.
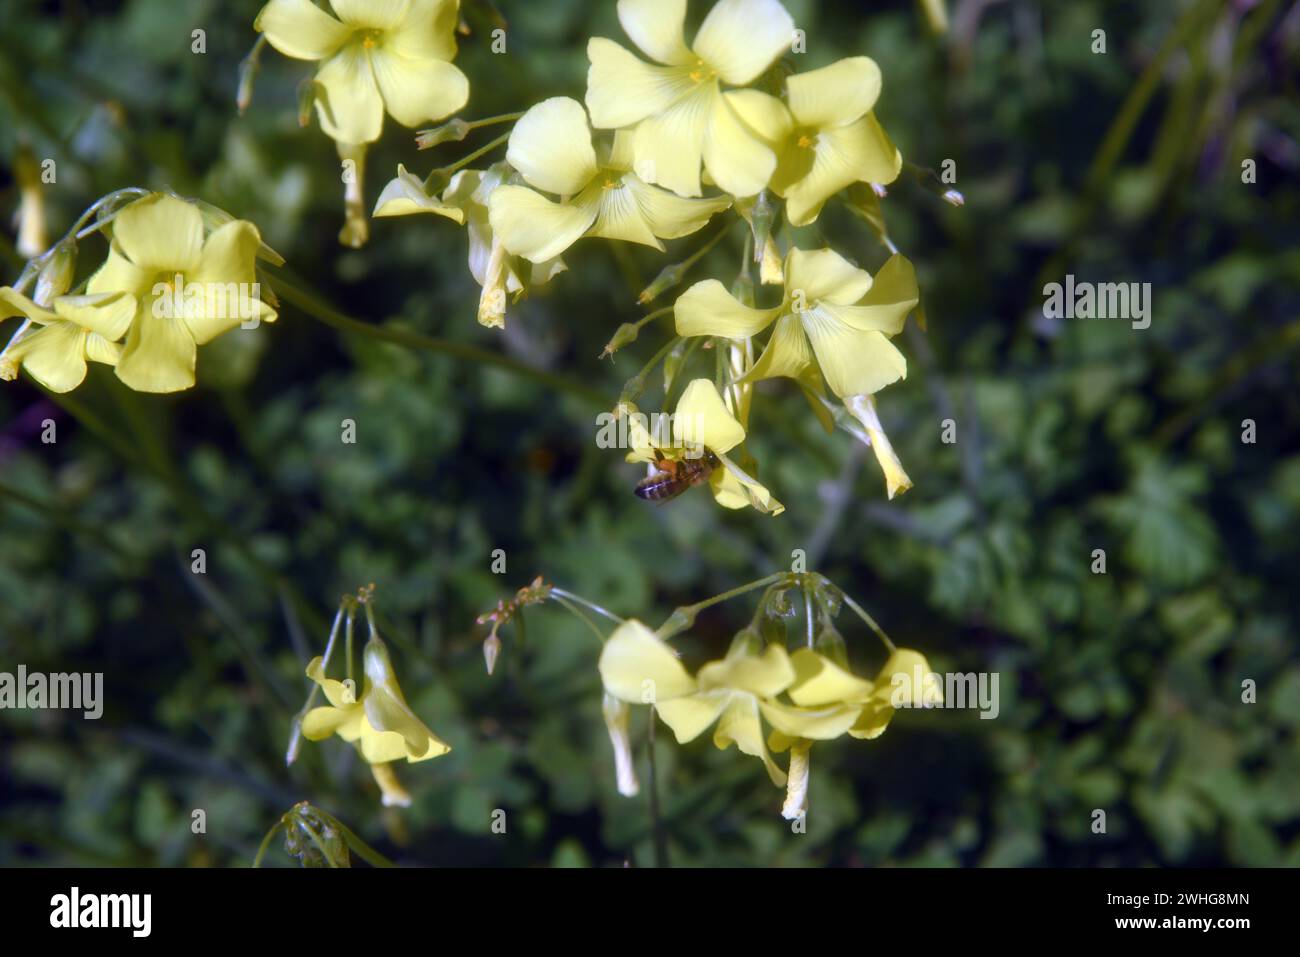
[624,378,784,515]
[675,247,918,400]
[375,162,569,328]
[0,290,135,393]
[488,97,732,264]
[602,692,640,797]
[301,637,451,767]
[255,0,468,145]
[599,620,797,785]
[586,0,795,197]
[781,646,943,740]
[85,193,277,393]
[731,57,902,226]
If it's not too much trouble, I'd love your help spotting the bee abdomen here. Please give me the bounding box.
[635,473,685,501]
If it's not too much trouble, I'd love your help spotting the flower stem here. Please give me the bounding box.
[647,706,669,868]
[437,130,511,178]
[549,587,625,626]
[285,606,345,767]
[840,591,897,654]
[251,820,285,868]
[655,572,791,640]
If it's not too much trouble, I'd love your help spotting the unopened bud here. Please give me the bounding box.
[600,322,639,359]
[297,78,317,128]
[483,634,502,675]
[638,262,684,304]
[34,241,76,305]
[415,118,470,150]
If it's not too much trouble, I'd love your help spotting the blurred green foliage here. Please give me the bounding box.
[1,0,1298,868]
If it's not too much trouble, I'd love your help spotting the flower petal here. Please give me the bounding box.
[4,321,88,393]
[185,221,274,344]
[802,306,906,398]
[625,176,731,240]
[385,0,459,61]
[781,116,902,226]
[723,89,793,146]
[674,279,779,339]
[598,619,698,703]
[693,0,795,85]
[330,0,409,29]
[823,253,918,334]
[506,97,599,196]
[698,642,795,697]
[373,164,466,220]
[630,84,713,196]
[674,378,745,455]
[314,44,385,144]
[114,308,197,393]
[51,292,137,340]
[874,648,943,708]
[702,91,777,198]
[760,699,862,740]
[618,0,692,65]
[0,287,58,324]
[488,185,599,263]
[112,194,204,273]
[656,690,730,743]
[786,56,881,128]
[602,693,640,796]
[85,333,123,367]
[302,705,353,740]
[588,178,662,249]
[713,695,786,785]
[86,246,152,298]
[586,38,694,129]
[844,393,913,498]
[741,311,812,383]
[306,656,357,708]
[786,647,875,706]
[785,246,873,305]
[255,0,349,60]
[370,48,468,128]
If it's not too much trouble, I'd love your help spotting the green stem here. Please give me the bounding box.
[285,606,345,766]
[647,706,669,868]
[551,594,608,646]
[619,335,683,407]
[252,821,285,868]
[655,572,790,640]
[549,587,625,626]
[265,270,606,407]
[438,130,510,177]
[840,591,897,654]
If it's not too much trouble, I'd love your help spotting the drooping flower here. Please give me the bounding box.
[255,0,469,146]
[85,193,276,393]
[374,161,568,328]
[730,57,902,226]
[0,290,135,393]
[781,646,943,740]
[599,621,796,785]
[488,97,732,264]
[301,638,451,768]
[844,393,913,500]
[585,0,795,198]
[675,247,918,400]
[623,378,784,515]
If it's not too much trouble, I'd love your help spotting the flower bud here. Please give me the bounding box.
[33,241,76,305]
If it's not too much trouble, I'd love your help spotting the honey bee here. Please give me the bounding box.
[634,447,721,502]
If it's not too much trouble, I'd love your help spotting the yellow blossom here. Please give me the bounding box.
[301,637,451,767]
[730,57,903,225]
[84,193,276,393]
[585,0,795,197]
[255,0,468,145]
[675,247,918,400]
[624,378,784,515]
[374,162,568,328]
[489,97,732,264]
[0,290,135,392]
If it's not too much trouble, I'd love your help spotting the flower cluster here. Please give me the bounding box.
[1,192,277,394]
[598,613,941,818]
[363,0,930,507]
